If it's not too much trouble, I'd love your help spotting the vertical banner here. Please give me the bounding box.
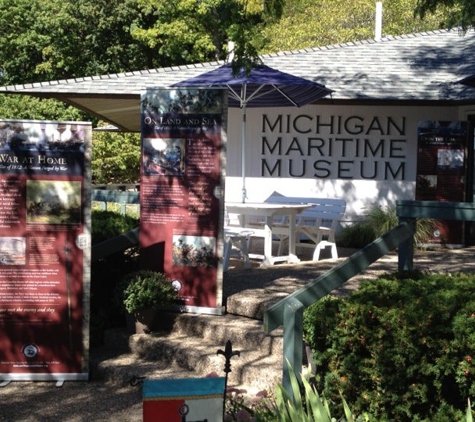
[140,88,227,314]
[416,120,468,246]
[0,119,91,383]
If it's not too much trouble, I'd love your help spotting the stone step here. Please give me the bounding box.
[171,313,281,353]
[93,313,284,394]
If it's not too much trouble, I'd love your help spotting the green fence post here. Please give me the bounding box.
[283,297,304,398]
[398,217,415,271]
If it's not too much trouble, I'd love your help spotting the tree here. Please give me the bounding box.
[0,0,460,184]
[91,124,141,184]
[132,0,285,73]
[260,0,449,53]
[0,0,159,86]
[414,0,475,30]
[0,95,88,122]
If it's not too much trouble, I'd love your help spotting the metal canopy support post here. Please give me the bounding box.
[241,103,247,203]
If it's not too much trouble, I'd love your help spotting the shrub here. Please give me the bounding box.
[116,270,178,314]
[91,209,139,244]
[303,271,475,421]
[336,205,437,249]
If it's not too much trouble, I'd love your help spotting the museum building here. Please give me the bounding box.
[2,29,475,243]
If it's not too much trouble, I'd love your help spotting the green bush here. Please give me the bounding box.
[336,205,437,249]
[91,209,139,244]
[303,271,475,421]
[116,270,178,314]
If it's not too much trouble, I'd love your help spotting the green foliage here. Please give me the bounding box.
[0,0,284,86]
[415,0,475,31]
[303,271,475,421]
[224,363,355,421]
[117,270,178,314]
[261,0,450,53]
[224,388,276,421]
[0,0,459,90]
[0,95,89,122]
[0,0,159,85]
[336,221,377,249]
[91,210,139,244]
[91,126,141,184]
[133,0,284,73]
[272,362,355,422]
[336,205,437,248]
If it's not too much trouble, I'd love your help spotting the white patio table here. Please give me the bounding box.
[225,202,311,266]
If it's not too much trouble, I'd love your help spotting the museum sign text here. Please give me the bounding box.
[261,114,407,180]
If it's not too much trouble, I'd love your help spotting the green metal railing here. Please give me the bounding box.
[89,192,475,395]
[264,200,475,395]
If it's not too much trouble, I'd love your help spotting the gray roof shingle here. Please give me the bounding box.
[2,29,474,131]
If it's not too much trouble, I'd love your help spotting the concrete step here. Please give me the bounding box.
[171,313,281,353]
[93,312,284,394]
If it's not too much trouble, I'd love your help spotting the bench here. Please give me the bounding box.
[222,227,255,272]
[245,193,346,261]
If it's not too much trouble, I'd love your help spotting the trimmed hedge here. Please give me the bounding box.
[303,271,475,421]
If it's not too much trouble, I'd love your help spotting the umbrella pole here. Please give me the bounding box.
[241,104,247,203]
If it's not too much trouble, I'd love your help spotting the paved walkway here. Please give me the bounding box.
[223,245,475,318]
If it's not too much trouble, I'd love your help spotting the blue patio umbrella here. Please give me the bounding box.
[173,63,333,202]
[459,74,475,87]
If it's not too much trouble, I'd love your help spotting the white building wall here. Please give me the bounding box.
[224,104,462,219]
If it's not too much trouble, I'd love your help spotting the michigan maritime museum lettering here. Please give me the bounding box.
[261,115,407,180]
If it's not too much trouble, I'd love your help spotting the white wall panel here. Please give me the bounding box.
[224,104,461,219]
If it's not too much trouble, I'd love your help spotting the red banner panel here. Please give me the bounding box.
[0,120,91,383]
[140,89,227,314]
[416,120,468,246]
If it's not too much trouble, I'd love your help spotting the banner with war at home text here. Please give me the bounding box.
[0,119,91,383]
[140,88,227,314]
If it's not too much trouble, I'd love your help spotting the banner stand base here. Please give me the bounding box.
[0,373,89,387]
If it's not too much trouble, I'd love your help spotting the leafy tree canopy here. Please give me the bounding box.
[0,0,284,85]
[415,0,475,30]
[260,0,450,53]
[0,0,160,86]
[0,95,89,122]
[91,123,141,184]
[132,0,284,74]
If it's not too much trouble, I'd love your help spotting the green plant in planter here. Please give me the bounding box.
[118,270,178,314]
